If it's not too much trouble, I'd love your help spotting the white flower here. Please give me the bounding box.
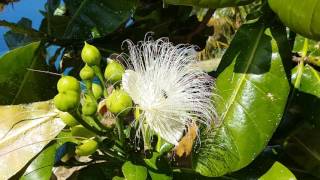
[121,37,216,145]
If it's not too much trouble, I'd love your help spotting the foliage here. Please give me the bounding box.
[0,0,319,179]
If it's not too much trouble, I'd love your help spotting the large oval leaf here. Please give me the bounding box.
[0,42,58,105]
[268,0,320,40]
[0,101,64,179]
[192,21,290,176]
[20,143,57,180]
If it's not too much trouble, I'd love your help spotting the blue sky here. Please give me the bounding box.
[0,0,46,55]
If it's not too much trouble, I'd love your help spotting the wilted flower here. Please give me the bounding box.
[121,37,216,145]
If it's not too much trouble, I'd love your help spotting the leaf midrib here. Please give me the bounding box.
[11,42,40,105]
[221,26,265,122]
[293,136,320,162]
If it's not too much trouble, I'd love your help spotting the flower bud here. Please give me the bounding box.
[92,83,103,99]
[57,76,80,93]
[82,96,97,116]
[106,89,132,115]
[75,139,98,156]
[104,60,125,84]
[71,125,95,138]
[80,64,95,80]
[54,91,80,112]
[81,42,101,66]
[59,112,79,127]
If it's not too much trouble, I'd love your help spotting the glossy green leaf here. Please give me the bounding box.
[20,143,57,180]
[293,35,320,56]
[192,21,290,177]
[163,0,256,8]
[63,0,137,39]
[291,64,320,98]
[0,101,64,179]
[148,169,172,180]
[268,0,320,40]
[122,161,148,180]
[0,42,58,105]
[259,161,296,180]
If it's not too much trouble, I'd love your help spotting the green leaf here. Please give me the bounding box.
[293,35,320,56]
[20,143,57,180]
[122,161,148,180]
[268,0,320,41]
[0,42,58,105]
[144,152,160,170]
[284,123,320,178]
[192,21,290,177]
[63,0,137,39]
[40,16,71,38]
[291,64,320,98]
[163,0,255,8]
[259,161,296,180]
[0,101,64,179]
[148,169,172,180]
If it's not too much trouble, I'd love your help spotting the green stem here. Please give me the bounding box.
[84,80,95,97]
[294,61,305,89]
[302,38,309,58]
[156,135,163,152]
[100,149,126,162]
[116,117,125,146]
[69,110,105,136]
[142,125,152,151]
[92,65,106,91]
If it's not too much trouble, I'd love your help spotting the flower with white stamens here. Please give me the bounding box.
[121,37,216,145]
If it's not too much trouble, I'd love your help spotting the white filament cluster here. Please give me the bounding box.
[121,37,216,145]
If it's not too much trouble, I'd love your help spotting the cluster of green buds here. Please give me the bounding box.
[53,41,133,157]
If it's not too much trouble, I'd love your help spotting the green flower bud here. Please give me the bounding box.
[106,89,132,115]
[59,112,79,127]
[75,139,98,156]
[81,42,101,66]
[82,96,97,116]
[54,91,80,112]
[92,83,103,99]
[104,60,125,84]
[71,125,95,138]
[57,76,80,93]
[80,65,95,80]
